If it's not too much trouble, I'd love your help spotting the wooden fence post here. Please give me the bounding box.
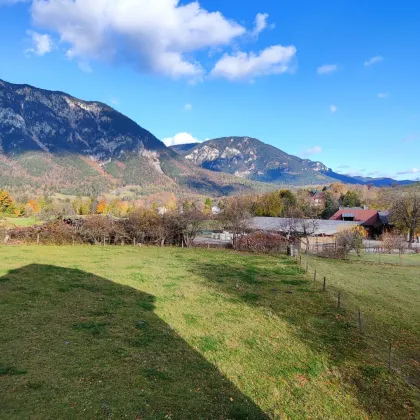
[323,277,326,291]
[337,291,342,309]
[299,255,302,266]
[358,309,363,333]
[103,236,106,247]
[133,238,136,247]
[313,270,317,281]
[37,234,40,244]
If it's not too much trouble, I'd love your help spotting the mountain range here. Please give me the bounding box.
[0,79,273,197]
[0,78,413,198]
[171,139,414,188]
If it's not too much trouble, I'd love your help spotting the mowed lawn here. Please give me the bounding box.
[0,246,419,419]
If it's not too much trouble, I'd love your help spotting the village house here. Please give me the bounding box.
[309,191,326,208]
[329,207,391,238]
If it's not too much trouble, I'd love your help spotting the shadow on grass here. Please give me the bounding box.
[0,264,267,420]
[191,258,419,419]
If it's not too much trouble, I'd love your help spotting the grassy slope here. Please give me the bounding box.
[348,251,420,266]
[0,247,418,419]
[302,254,420,388]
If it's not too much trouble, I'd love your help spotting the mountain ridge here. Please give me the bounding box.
[170,138,414,187]
[174,136,333,186]
[0,79,275,197]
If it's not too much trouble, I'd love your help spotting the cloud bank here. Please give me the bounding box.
[6,0,296,81]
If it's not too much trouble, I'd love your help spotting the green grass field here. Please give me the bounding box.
[302,254,420,387]
[0,246,419,419]
[348,251,420,266]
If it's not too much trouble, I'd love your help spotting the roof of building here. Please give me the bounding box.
[330,208,380,225]
[250,217,362,236]
[378,211,390,225]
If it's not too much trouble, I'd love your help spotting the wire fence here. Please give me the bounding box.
[295,252,420,390]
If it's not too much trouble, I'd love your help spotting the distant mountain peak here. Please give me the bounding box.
[174,136,334,185]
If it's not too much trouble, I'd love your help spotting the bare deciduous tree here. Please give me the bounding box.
[279,215,319,254]
[381,232,408,255]
[218,196,252,248]
[336,227,366,257]
[389,191,420,247]
[165,207,206,247]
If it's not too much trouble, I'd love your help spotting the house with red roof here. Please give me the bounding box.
[329,207,390,238]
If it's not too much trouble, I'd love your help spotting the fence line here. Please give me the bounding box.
[295,251,420,390]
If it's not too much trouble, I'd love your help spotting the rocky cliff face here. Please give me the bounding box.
[179,137,334,185]
[0,79,165,159]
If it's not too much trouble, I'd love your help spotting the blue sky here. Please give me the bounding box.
[0,0,419,180]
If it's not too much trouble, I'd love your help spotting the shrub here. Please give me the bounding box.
[12,222,77,245]
[236,231,288,253]
[381,232,407,254]
[336,226,367,258]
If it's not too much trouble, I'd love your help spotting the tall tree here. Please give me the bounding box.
[322,192,339,219]
[204,198,213,215]
[342,190,361,207]
[0,190,15,214]
[389,191,420,246]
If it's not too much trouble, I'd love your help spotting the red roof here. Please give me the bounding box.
[330,209,380,226]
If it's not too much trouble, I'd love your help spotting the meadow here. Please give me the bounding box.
[0,246,419,419]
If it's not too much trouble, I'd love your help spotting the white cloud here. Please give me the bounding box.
[303,146,322,156]
[211,45,296,81]
[29,0,247,80]
[183,103,192,111]
[251,13,271,37]
[364,56,384,66]
[397,168,420,175]
[163,132,202,147]
[317,64,337,75]
[24,30,53,56]
[330,104,337,113]
[377,92,389,99]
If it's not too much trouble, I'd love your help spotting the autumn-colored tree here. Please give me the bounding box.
[96,199,108,214]
[14,204,25,217]
[117,201,130,216]
[73,196,91,215]
[251,189,298,218]
[0,190,15,214]
[329,183,348,199]
[26,199,40,215]
[166,193,177,212]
